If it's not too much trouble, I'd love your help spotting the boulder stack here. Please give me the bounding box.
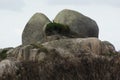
[22,9,99,45]
[0,9,119,80]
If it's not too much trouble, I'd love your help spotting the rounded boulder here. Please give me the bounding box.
[22,13,51,45]
[54,9,99,38]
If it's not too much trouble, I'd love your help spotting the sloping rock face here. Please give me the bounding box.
[0,51,120,80]
[54,9,99,38]
[7,45,48,61]
[43,38,102,55]
[102,41,116,54]
[0,47,13,61]
[0,59,19,79]
[7,38,116,62]
[22,13,51,45]
[0,38,118,80]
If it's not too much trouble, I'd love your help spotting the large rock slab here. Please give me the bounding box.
[54,9,99,38]
[22,13,51,45]
[7,38,117,62]
[9,38,102,61]
[43,38,102,55]
[0,59,19,78]
[0,50,120,80]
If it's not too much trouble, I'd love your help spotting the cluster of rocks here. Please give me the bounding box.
[0,9,119,80]
[22,9,99,45]
[2,9,115,62]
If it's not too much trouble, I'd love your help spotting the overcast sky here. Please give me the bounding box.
[0,0,120,50]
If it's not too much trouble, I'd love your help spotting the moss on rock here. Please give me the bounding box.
[0,50,8,60]
[30,44,48,53]
[45,22,70,36]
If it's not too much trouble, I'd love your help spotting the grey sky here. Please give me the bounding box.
[45,0,120,6]
[0,0,25,11]
[0,0,120,50]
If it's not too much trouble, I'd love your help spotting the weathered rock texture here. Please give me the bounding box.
[43,38,102,55]
[102,41,116,54]
[22,13,51,45]
[0,9,119,80]
[22,9,99,45]
[0,59,19,78]
[0,47,13,61]
[54,9,99,38]
[0,51,120,80]
[7,38,116,62]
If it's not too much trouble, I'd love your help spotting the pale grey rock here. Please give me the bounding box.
[7,45,22,58]
[29,49,46,61]
[16,45,34,61]
[102,41,116,54]
[54,9,99,38]
[7,45,47,61]
[42,38,102,55]
[0,59,19,77]
[22,13,51,45]
[8,38,117,62]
